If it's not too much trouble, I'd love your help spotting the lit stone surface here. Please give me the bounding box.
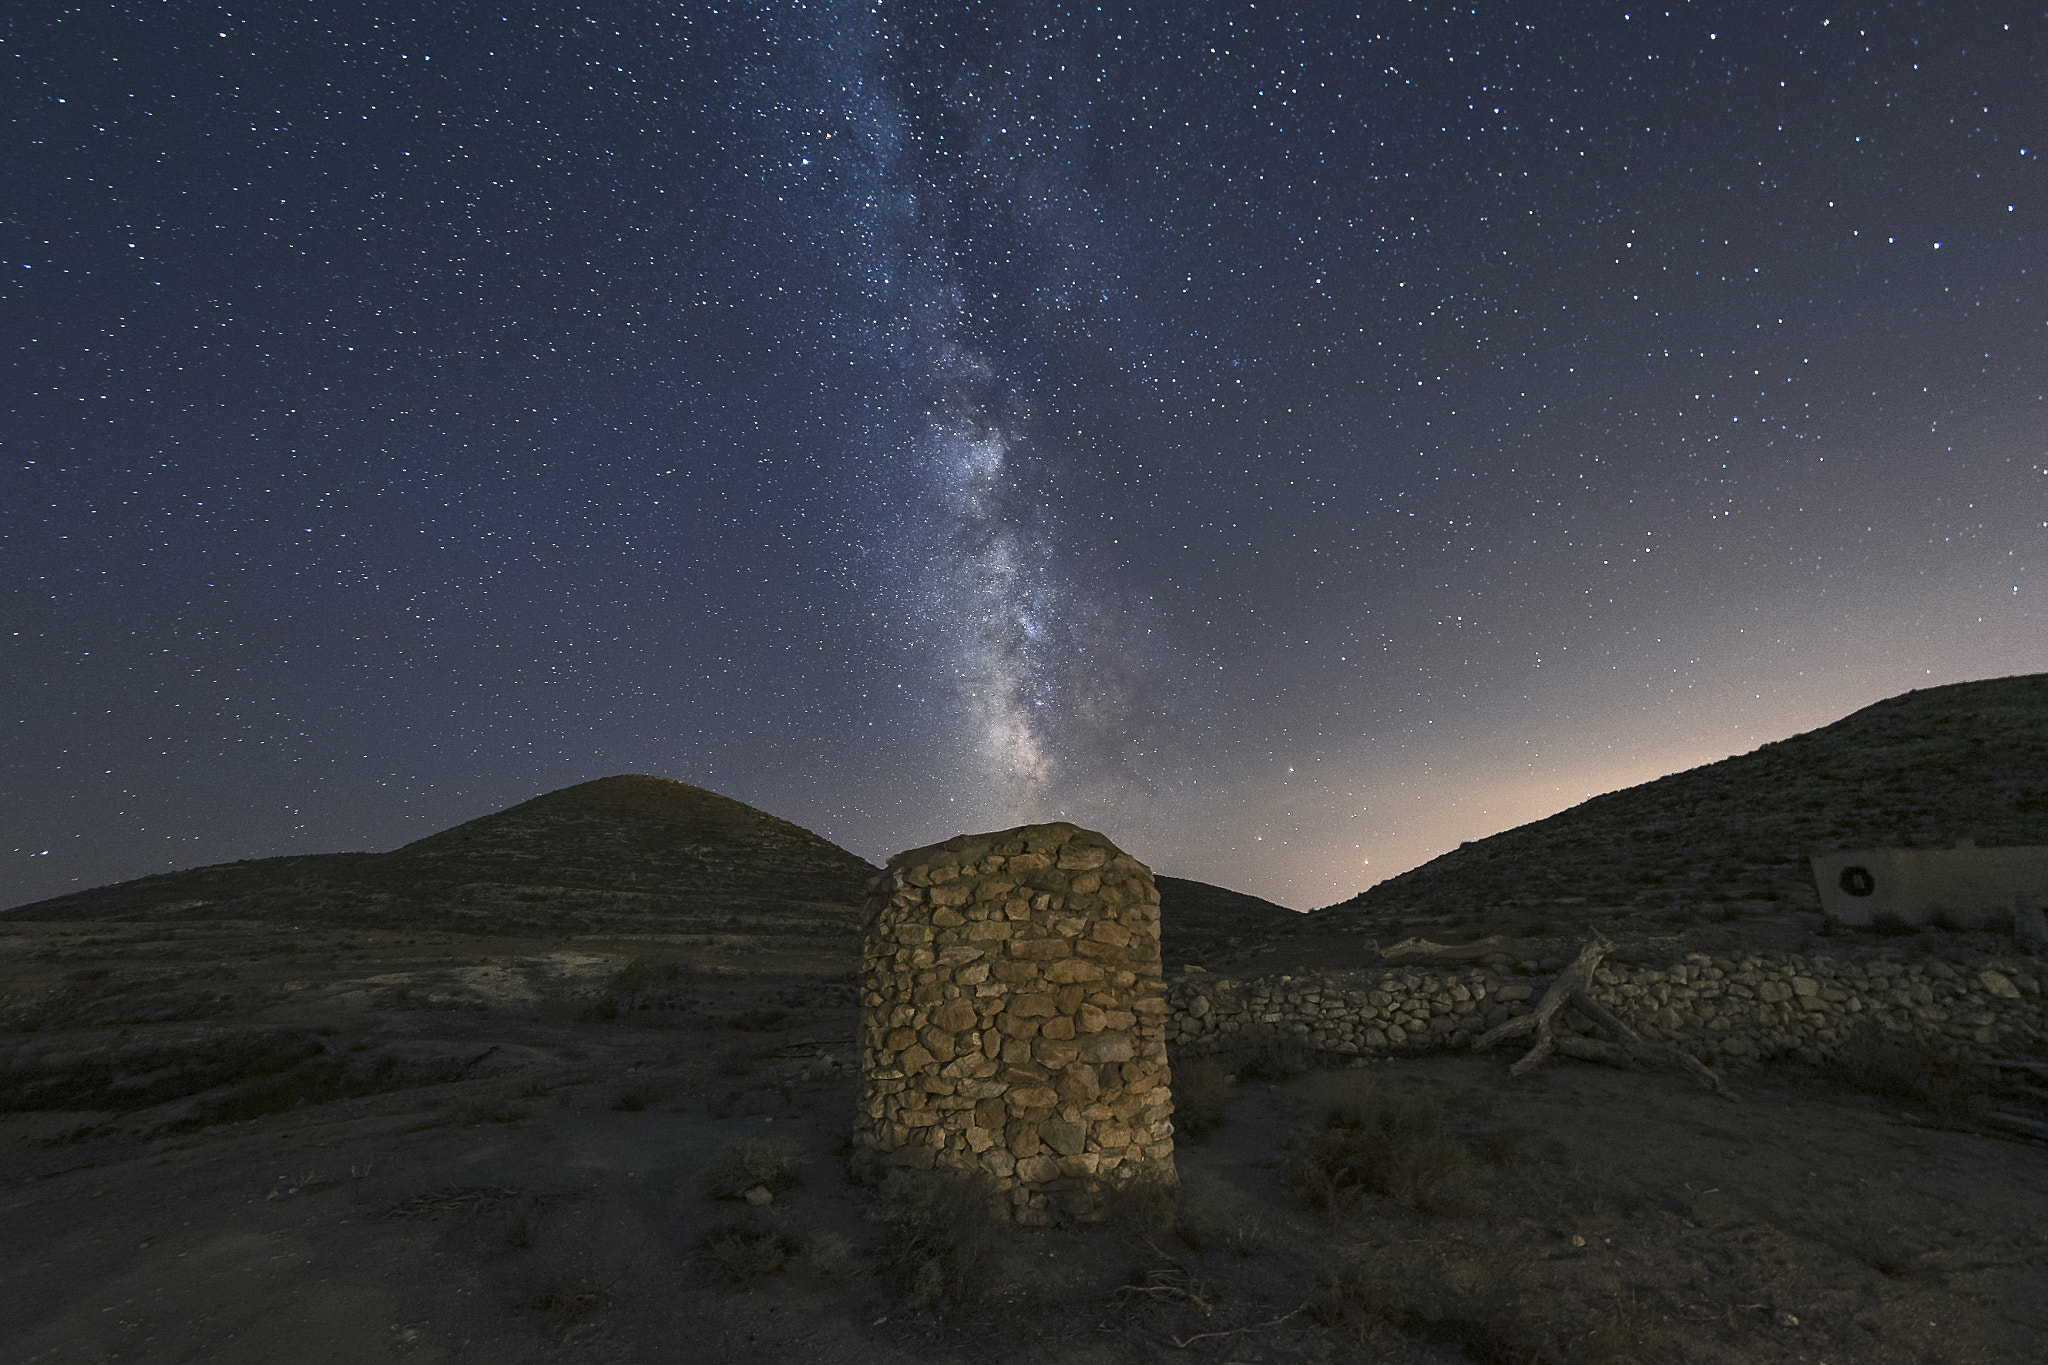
[854,823,1174,1223]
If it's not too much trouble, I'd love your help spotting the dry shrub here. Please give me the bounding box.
[1099,1173,1178,1234]
[801,1230,854,1275]
[696,1220,798,1285]
[1283,1084,1481,1218]
[497,1202,537,1250]
[1572,1289,1667,1364]
[1170,1057,1232,1143]
[710,1044,755,1077]
[1829,1212,1933,1279]
[1235,1030,1315,1083]
[517,1275,608,1329]
[867,1169,1003,1309]
[609,1077,662,1111]
[1473,1123,1538,1168]
[702,1137,801,1201]
[456,1094,529,1125]
[1828,1024,1981,1118]
[609,953,687,999]
[1313,1250,1557,1363]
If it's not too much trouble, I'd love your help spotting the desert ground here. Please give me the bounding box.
[6,910,2046,1365]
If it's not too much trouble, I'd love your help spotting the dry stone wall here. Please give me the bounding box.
[1167,947,2046,1067]
[856,823,1173,1223]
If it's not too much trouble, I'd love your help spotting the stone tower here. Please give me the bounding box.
[854,823,1175,1223]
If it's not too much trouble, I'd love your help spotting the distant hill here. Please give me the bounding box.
[1311,673,2048,941]
[1154,875,1301,968]
[2,775,876,938]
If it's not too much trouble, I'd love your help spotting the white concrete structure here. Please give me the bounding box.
[1811,839,2048,928]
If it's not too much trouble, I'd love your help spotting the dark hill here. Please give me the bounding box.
[1154,875,1301,968]
[2,775,875,939]
[1311,673,2048,942]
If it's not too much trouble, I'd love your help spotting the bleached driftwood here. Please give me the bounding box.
[1472,931,1736,1100]
[1379,934,1508,962]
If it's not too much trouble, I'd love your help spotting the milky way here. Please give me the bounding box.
[821,2,1164,829]
[4,2,2042,909]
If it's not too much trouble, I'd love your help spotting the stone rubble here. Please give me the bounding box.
[855,823,1174,1224]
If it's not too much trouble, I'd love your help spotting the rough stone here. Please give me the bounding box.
[856,823,1175,1212]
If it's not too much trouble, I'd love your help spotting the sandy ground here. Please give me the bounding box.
[5,919,2046,1363]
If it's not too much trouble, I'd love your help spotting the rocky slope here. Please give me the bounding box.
[1,775,877,939]
[1311,673,2048,942]
[1153,875,1301,968]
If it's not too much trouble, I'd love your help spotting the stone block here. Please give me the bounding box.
[1034,1036,1080,1067]
[1015,1155,1060,1183]
[932,997,979,1031]
[1042,1116,1088,1154]
[1080,1030,1135,1064]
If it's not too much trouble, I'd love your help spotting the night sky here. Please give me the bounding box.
[6,3,2043,912]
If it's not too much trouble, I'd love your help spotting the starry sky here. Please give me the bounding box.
[5,2,2043,912]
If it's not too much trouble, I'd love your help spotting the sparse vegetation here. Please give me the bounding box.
[516,1275,609,1329]
[801,1229,854,1276]
[702,1136,801,1201]
[456,1094,530,1125]
[866,1168,1004,1309]
[1168,1056,1232,1142]
[608,1077,661,1111]
[1231,1029,1315,1083]
[1100,1173,1178,1234]
[609,953,688,999]
[710,1043,755,1077]
[1573,1290,1669,1365]
[6,680,2048,1361]
[1282,1079,1482,1218]
[1828,1023,1984,1118]
[695,1219,799,1285]
[1312,1249,1558,1363]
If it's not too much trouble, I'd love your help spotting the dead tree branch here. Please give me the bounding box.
[1473,932,1736,1100]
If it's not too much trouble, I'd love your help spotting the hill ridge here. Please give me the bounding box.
[1310,673,2048,941]
[3,774,876,939]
